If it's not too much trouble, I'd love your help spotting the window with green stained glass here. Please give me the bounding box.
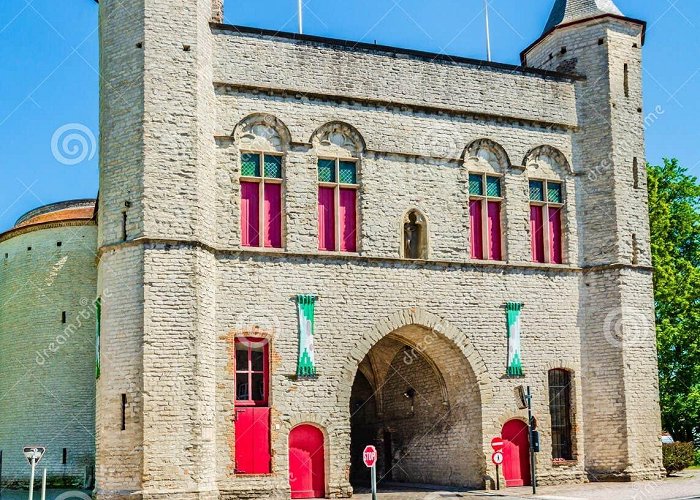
[529,179,564,264]
[469,173,503,261]
[318,158,359,252]
[240,152,284,249]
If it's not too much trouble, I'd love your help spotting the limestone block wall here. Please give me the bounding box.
[0,223,97,487]
[213,256,586,496]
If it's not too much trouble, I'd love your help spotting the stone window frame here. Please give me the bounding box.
[528,177,565,264]
[239,150,286,249]
[399,208,429,260]
[234,338,270,407]
[547,368,576,462]
[468,171,504,261]
[316,157,360,253]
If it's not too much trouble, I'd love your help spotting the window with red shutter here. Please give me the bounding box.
[317,159,358,252]
[529,179,564,264]
[469,173,503,260]
[240,153,283,249]
[234,338,271,474]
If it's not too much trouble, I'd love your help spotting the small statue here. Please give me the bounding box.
[404,211,423,259]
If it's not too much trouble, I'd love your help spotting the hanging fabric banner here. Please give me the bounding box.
[506,301,523,376]
[296,295,318,378]
[95,296,101,379]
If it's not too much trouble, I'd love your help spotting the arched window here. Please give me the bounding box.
[523,146,570,264]
[465,139,508,261]
[548,368,574,460]
[235,115,290,249]
[402,210,428,260]
[312,123,364,253]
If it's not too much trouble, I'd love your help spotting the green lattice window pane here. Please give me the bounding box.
[339,161,357,184]
[264,155,282,179]
[486,176,501,197]
[469,174,484,196]
[241,153,260,177]
[318,159,335,183]
[529,180,544,202]
[548,182,563,203]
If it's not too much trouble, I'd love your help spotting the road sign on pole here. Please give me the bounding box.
[363,445,378,500]
[491,436,504,451]
[492,451,504,465]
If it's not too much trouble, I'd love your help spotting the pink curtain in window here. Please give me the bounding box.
[241,182,260,247]
[530,205,545,263]
[549,207,563,264]
[264,183,282,248]
[339,188,357,252]
[318,187,335,251]
[488,201,502,261]
[470,200,483,259]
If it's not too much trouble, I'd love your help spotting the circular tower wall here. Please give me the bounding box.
[0,200,97,488]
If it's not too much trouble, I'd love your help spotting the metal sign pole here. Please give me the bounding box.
[1,449,3,498]
[28,457,35,500]
[371,463,377,500]
[40,469,46,500]
[527,386,536,494]
[496,464,500,490]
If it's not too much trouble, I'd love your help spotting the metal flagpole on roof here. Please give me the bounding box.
[298,0,304,34]
[484,0,492,61]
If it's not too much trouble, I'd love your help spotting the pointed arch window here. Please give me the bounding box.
[240,152,283,249]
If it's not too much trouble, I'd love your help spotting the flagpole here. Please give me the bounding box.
[484,0,492,61]
[298,0,303,34]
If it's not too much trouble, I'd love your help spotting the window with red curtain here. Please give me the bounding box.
[469,173,503,260]
[318,159,358,252]
[234,338,271,474]
[240,153,283,249]
[529,180,564,264]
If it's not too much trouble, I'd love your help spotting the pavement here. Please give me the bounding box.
[353,470,700,500]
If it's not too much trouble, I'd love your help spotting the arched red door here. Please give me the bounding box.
[289,424,325,499]
[502,419,531,487]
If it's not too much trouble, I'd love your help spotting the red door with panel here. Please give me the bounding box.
[502,419,531,487]
[289,424,325,499]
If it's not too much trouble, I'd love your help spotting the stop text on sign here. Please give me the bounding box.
[363,445,377,468]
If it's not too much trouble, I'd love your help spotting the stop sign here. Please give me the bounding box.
[491,436,504,451]
[363,445,377,468]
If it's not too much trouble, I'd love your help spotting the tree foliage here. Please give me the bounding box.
[648,159,700,442]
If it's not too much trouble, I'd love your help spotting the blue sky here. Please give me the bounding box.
[0,0,698,231]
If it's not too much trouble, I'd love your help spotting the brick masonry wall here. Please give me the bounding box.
[94,2,663,497]
[0,223,97,487]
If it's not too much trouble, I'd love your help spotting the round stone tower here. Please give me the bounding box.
[0,200,98,488]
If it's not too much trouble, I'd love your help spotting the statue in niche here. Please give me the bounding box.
[403,210,427,260]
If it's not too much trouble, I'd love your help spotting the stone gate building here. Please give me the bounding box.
[1,0,665,497]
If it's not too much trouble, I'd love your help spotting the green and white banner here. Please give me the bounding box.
[296,295,318,378]
[506,302,523,377]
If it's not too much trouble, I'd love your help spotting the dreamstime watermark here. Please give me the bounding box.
[51,123,97,166]
[233,309,283,348]
[35,291,110,366]
[402,323,446,366]
[603,307,654,348]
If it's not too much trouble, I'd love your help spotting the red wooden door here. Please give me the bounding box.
[235,407,271,474]
[289,425,325,499]
[502,419,531,487]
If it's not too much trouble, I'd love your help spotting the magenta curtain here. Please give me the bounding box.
[549,207,563,264]
[241,181,260,247]
[470,200,483,259]
[318,187,335,251]
[488,201,502,261]
[339,188,357,252]
[530,205,545,263]
[264,183,282,248]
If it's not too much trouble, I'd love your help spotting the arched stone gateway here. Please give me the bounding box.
[342,309,492,489]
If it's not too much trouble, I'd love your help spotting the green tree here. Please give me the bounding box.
[648,158,700,442]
